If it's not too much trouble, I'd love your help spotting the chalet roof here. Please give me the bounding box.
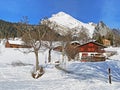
[77,41,106,48]
[6,38,24,45]
[70,41,80,46]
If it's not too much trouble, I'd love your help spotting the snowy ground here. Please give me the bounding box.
[0,40,120,90]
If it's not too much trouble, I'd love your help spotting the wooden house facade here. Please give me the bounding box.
[53,41,107,62]
[76,41,106,62]
[77,41,106,53]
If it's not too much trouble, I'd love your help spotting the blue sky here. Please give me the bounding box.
[0,0,120,28]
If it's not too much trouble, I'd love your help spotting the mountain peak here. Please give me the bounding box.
[42,12,96,38]
[97,21,107,28]
[50,11,76,23]
[49,11,84,28]
[94,21,111,36]
[52,11,68,17]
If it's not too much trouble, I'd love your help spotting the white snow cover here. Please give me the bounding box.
[0,40,120,90]
[6,38,24,45]
[48,12,96,38]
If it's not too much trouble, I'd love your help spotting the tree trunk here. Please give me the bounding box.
[48,48,52,63]
[35,51,39,71]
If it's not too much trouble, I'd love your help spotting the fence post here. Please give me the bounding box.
[108,68,112,84]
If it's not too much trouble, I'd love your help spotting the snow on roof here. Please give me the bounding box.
[7,38,24,45]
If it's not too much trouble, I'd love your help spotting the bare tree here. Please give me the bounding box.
[60,31,73,64]
[22,25,46,71]
[45,30,56,63]
[112,29,120,46]
[77,27,90,43]
[18,17,47,78]
[41,19,58,63]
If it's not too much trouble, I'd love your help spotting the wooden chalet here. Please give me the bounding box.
[53,41,107,62]
[76,41,106,62]
[5,40,31,48]
[77,41,106,53]
[102,39,111,46]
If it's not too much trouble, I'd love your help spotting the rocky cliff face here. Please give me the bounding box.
[94,21,112,36]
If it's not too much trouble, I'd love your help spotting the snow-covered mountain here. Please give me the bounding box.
[41,12,96,38]
[41,12,111,38]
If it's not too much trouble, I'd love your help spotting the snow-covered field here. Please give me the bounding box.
[0,40,120,90]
